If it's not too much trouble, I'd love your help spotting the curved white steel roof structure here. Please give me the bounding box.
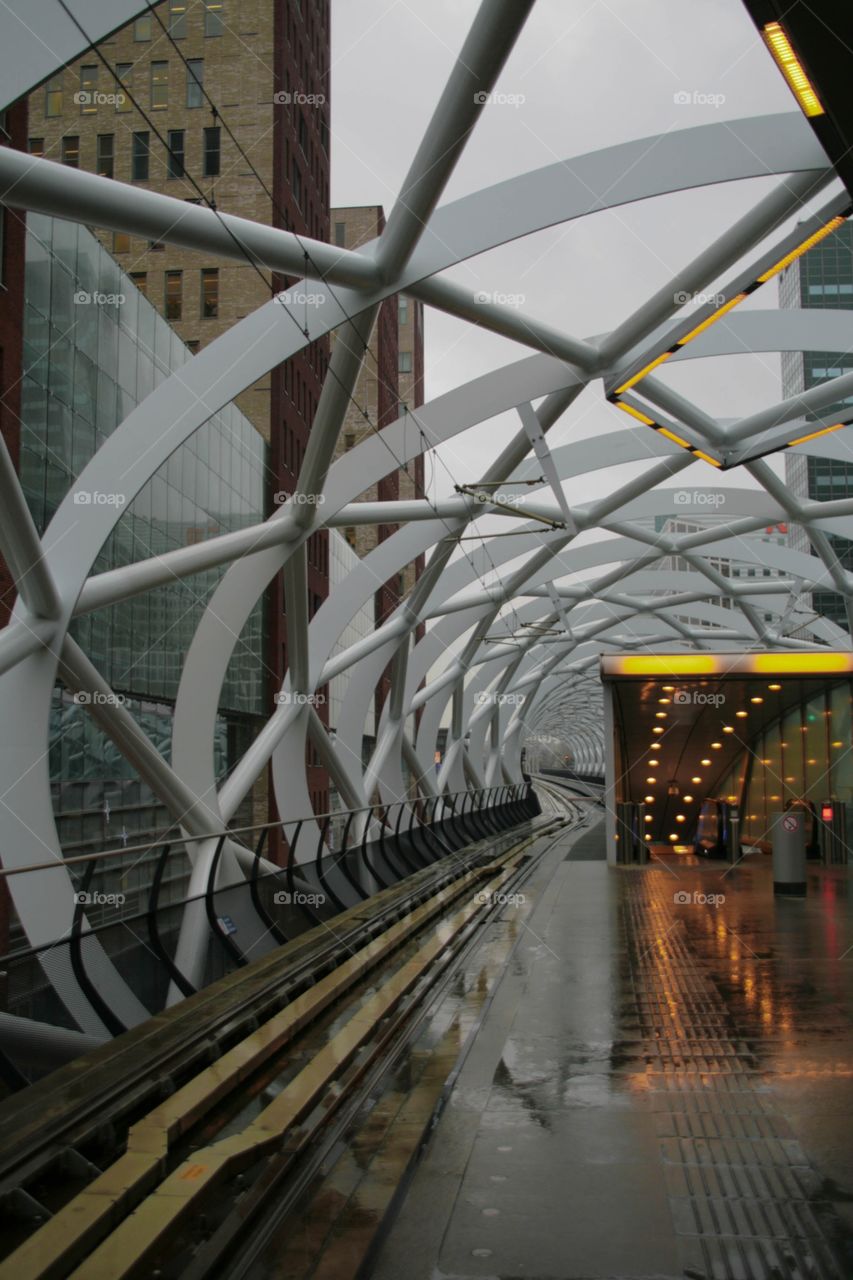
[0,0,852,1029]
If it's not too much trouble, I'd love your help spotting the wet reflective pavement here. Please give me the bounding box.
[372,823,853,1279]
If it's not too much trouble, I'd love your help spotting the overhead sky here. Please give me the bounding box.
[329,0,837,517]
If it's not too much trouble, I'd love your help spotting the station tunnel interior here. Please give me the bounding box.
[602,654,853,857]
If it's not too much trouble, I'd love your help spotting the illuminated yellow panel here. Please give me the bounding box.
[762,22,825,118]
[614,350,672,395]
[614,401,656,426]
[788,422,845,448]
[658,427,691,448]
[693,450,722,468]
[677,293,747,346]
[752,652,853,675]
[616,655,720,676]
[757,216,845,284]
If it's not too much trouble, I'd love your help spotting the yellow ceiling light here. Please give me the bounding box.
[614,350,672,395]
[658,697,671,704]
[691,775,702,784]
[788,422,846,448]
[762,22,825,118]
[655,711,667,718]
[646,776,657,784]
[723,725,734,733]
[675,814,686,823]
[644,814,653,823]
[683,793,694,802]
[644,795,655,803]
[768,683,782,691]
[751,696,764,704]
[701,758,712,766]
[653,726,664,734]
[676,293,747,347]
[736,710,748,718]
[757,216,845,284]
[662,685,675,691]
[668,833,678,842]
[614,401,656,426]
[711,741,722,749]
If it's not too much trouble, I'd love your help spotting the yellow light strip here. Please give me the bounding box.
[788,422,845,447]
[614,350,672,395]
[757,216,845,284]
[677,293,747,346]
[614,401,655,426]
[752,652,852,674]
[616,655,720,676]
[658,426,691,448]
[693,450,722,468]
[762,22,824,118]
[603,651,853,678]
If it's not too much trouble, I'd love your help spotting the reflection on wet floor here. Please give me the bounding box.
[373,827,853,1280]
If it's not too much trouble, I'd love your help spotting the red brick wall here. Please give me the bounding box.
[269,0,331,851]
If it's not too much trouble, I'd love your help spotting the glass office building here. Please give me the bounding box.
[19,213,268,854]
[780,223,853,631]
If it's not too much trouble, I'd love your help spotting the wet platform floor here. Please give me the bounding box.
[372,822,853,1280]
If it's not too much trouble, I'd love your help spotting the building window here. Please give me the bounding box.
[398,296,408,324]
[28,137,44,156]
[204,1,224,37]
[115,63,132,112]
[151,62,168,110]
[201,268,219,318]
[167,129,185,178]
[134,15,152,40]
[398,351,412,373]
[129,272,147,296]
[165,271,183,320]
[149,240,165,252]
[186,59,204,108]
[186,339,200,352]
[45,75,63,117]
[334,221,346,247]
[203,126,220,176]
[61,136,80,167]
[96,133,114,178]
[113,231,130,253]
[79,65,98,113]
[132,131,150,180]
[169,0,187,37]
[291,159,302,208]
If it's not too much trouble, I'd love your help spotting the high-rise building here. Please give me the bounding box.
[780,222,853,631]
[329,207,425,725]
[26,0,333,819]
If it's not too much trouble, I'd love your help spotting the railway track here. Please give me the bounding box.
[0,797,581,1280]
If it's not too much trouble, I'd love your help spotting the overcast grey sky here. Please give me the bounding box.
[328,0,838,522]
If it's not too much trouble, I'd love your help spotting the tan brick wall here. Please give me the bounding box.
[27,0,275,439]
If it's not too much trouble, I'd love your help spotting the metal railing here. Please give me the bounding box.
[0,785,539,1076]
